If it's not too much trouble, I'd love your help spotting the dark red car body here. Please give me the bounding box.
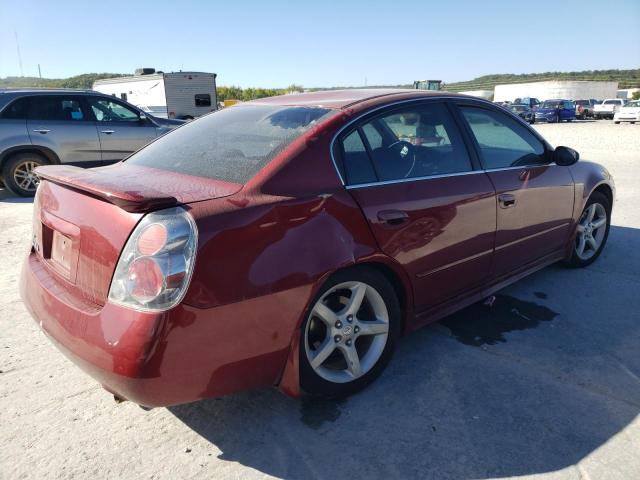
[20,90,615,407]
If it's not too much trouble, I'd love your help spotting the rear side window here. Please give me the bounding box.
[460,106,545,169]
[0,97,29,119]
[126,105,334,184]
[29,96,85,121]
[341,130,377,185]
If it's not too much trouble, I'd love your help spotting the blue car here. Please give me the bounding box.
[534,99,576,123]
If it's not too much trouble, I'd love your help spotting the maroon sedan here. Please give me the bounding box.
[21,89,614,406]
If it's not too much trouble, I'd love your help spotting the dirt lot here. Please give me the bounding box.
[1,121,639,480]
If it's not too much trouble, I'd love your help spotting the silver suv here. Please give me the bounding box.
[0,89,184,196]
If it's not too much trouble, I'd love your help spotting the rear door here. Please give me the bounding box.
[337,100,497,311]
[455,102,574,278]
[26,95,101,165]
[86,96,157,163]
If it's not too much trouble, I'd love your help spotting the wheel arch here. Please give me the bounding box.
[277,255,414,399]
[0,145,60,170]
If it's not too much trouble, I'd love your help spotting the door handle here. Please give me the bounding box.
[101,130,115,134]
[377,210,409,226]
[498,194,516,208]
[33,129,50,134]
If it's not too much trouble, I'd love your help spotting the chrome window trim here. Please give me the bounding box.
[329,95,546,189]
[345,169,487,190]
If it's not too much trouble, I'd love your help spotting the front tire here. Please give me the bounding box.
[565,192,611,268]
[2,152,47,197]
[300,267,401,398]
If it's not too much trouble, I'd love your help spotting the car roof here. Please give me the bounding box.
[249,88,469,110]
[0,88,96,94]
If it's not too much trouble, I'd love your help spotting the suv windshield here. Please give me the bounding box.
[541,101,562,108]
[510,105,528,112]
[126,105,334,183]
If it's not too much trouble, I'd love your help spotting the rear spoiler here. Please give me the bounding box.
[35,165,178,213]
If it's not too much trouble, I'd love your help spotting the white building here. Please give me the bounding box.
[617,88,640,99]
[494,80,618,102]
[458,89,494,100]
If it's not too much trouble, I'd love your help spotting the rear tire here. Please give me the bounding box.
[1,152,47,197]
[300,267,401,398]
[565,192,611,268]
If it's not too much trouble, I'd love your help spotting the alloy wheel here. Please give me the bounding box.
[575,202,607,261]
[13,161,40,193]
[304,281,390,384]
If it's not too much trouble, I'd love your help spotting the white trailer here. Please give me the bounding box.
[93,69,218,119]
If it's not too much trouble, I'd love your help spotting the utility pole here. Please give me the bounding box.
[14,31,24,77]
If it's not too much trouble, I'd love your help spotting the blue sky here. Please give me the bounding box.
[1,0,638,87]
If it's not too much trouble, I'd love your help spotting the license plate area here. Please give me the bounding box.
[39,211,80,282]
[50,231,72,277]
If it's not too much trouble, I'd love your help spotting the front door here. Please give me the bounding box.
[456,103,574,278]
[87,97,157,163]
[26,95,101,165]
[336,101,497,311]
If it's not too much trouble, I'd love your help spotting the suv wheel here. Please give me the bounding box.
[2,152,47,197]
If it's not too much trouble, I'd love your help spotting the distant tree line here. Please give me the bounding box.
[0,73,126,89]
[1,69,638,94]
[217,84,304,102]
[443,69,640,91]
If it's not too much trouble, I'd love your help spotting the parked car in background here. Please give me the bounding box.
[574,99,598,119]
[514,97,541,109]
[20,89,614,407]
[508,104,535,124]
[0,89,184,196]
[593,98,626,120]
[614,100,640,124]
[534,99,576,123]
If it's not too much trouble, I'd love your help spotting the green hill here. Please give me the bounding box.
[0,73,126,89]
[1,68,638,96]
[443,69,640,92]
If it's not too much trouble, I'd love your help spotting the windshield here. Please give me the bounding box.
[541,101,562,108]
[625,101,640,108]
[575,100,589,106]
[603,100,621,105]
[510,106,527,112]
[126,105,334,183]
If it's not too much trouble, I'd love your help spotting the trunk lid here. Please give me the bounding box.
[33,163,241,305]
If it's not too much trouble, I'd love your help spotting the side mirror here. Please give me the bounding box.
[554,146,579,166]
[139,113,148,122]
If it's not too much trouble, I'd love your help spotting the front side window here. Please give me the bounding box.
[89,98,139,122]
[345,102,472,183]
[29,96,85,121]
[126,105,334,184]
[460,106,545,169]
[195,94,211,107]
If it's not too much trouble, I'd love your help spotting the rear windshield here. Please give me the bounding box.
[126,104,334,183]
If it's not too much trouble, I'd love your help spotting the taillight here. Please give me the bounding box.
[108,207,197,312]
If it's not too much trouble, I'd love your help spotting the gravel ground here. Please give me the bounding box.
[1,121,639,480]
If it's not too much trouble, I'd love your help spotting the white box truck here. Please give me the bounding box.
[93,69,217,119]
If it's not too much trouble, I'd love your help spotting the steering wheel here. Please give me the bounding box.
[386,140,416,178]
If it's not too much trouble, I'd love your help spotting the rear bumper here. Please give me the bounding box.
[20,252,308,407]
